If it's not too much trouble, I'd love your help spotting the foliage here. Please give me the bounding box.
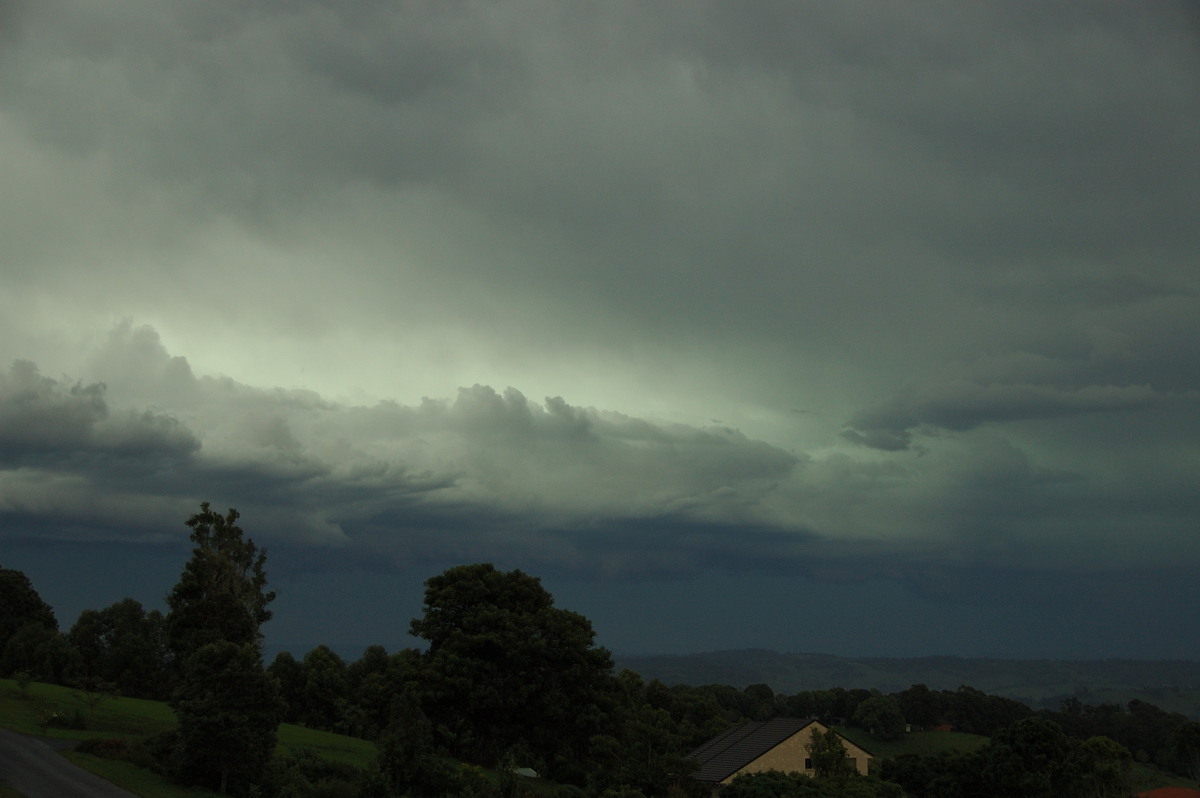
[0,562,71,685]
[722,770,830,798]
[169,640,283,795]
[1049,694,1191,772]
[0,621,75,683]
[1171,720,1200,785]
[982,715,1080,798]
[263,747,368,798]
[586,671,710,796]
[373,691,463,797]
[298,645,350,732]
[69,597,169,699]
[166,503,274,666]
[270,650,307,724]
[721,770,902,798]
[879,716,1142,798]
[1,676,379,797]
[76,736,160,769]
[806,726,851,782]
[11,549,1200,798]
[165,503,281,795]
[0,564,58,652]
[409,563,615,774]
[343,644,398,738]
[1079,734,1134,798]
[853,694,907,741]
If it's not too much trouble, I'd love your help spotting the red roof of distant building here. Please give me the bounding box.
[1137,788,1200,798]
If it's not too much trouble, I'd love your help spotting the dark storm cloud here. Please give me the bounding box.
[2,2,1199,656]
[0,359,199,466]
[844,380,1170,449]
[2,325,802,563]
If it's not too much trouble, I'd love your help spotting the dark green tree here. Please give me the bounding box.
[588,670,697,795]
[409,563,615,774]
[982,716,1081,798]
[722,770,834,798]
[0,565,57,655]
[743,683,778,721]
[1079,735,1133,798]
[894,683,943,730]
[346,645,398,738]
[1171,721,1200,786]
[806,727,851,783]
[299,644,350,732]
[68,598,168,698]
[267,651,305,724]
[853,694,906,741]
[165,504,279,795]
[0,622,74,683]
[166,503,274,666]
[374,689,463,798]
[171,640,283,795]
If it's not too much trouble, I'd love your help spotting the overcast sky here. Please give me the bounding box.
[2,0,1199,661]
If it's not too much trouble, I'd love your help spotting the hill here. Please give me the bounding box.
[614,649,1200,718]
[0,677,376,797]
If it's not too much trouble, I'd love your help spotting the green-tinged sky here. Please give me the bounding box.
[2,0,1198,658]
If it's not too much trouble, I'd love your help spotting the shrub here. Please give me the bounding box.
[75,737,158,769]
[43,708,86,730]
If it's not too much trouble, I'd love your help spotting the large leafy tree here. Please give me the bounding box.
[806,727,852,783]
[165,504,279,796]
[0,565,66,681]
[171,640,283,795]
[409,563,615,774]
[69,598,168,698]
[1172,721,1200,786]
[0,565,57,649]
[299,644,350,732]
[166,503,274,665]
[853,694,907,741]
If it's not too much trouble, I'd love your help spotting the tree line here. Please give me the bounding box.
[3,504,1200,797]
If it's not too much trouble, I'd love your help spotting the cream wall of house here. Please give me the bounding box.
[721,724,872,784]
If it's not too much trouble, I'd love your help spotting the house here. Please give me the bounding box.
[687,717,873,787]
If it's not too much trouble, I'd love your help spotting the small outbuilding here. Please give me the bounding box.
[688,717,872,788]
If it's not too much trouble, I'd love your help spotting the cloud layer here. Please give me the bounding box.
[2,1,1198,656]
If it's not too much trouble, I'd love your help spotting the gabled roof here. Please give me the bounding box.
[687,717,819,783]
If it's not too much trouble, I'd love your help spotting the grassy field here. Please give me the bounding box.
[832,725,989,761]
[277,721,378,769]
[0,678,174,740]
[0,678,376,797]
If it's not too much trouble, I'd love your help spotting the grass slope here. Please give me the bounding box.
[832,725,989,761]
[0,678,375,797]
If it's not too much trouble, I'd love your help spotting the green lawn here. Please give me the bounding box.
[832,725,989,760]
[0,679,175,741]
[0,678,375,797]
[277,722,377,769]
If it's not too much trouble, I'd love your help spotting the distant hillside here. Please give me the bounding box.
[613,649,1200,718]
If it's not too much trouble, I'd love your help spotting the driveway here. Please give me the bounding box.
[0,728,138,798]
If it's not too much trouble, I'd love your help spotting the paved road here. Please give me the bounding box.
[0,728,138,798]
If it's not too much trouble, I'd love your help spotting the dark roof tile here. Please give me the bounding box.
[687,717,817,783]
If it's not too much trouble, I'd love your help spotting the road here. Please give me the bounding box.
[0,727,138,798]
